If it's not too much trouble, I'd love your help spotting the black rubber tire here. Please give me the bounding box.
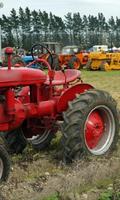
[21,119,57,151]
[99,61,106,71]
[68,56,81,69]
[60,89,119,163]
[3,128,27,154]
[29,130,55,151]
[0,145,10,182]
[85,59,92,70]
[22,122,56,151]
[3,125,56,153]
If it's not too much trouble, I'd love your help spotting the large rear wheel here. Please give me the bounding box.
[61,89,119,163]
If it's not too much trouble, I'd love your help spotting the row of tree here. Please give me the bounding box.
[0,7,120,50]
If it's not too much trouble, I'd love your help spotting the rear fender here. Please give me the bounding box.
[57,83,94,113]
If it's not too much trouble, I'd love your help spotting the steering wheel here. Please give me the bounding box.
[31,44,54,69]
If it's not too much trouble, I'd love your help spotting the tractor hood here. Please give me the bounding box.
[0,67,47,87]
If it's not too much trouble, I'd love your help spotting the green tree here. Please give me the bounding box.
[10,8,19,47]
[83,15,89,48]
[64,12,74,44]
[52,15,65,42]
[24,7,32,49]
[88,15,98,46]
[108,16,116,48]
[1,7,118,50]
[19,7,27,48]
[31,10,42,43]
[40,11,49,41]
[73,13,83,46]
[2,14,14,47]
[97,13,107,44]
[55,15,68,44]
[114,17,120,47]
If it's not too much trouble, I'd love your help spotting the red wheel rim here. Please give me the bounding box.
[85,110,104,149]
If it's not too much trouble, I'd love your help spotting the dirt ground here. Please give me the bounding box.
[0,70,120,200]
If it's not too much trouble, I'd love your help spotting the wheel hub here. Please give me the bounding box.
[85,110,104,149]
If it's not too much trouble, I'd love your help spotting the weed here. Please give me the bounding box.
[98,191,112,200]
[42,192,60,200]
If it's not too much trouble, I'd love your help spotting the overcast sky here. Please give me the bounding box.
[0,0,120,19]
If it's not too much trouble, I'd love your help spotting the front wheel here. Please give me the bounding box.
[22,119,57,151]
[61,89,119,163]
[24,129,55,151]
[0,145,10,182]
[3,129,27,154]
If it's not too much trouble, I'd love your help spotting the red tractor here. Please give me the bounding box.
[0,44,119,181]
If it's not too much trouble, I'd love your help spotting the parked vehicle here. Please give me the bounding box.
[87,51,120,71]
[59,45,89,69]
[0,44,119,180]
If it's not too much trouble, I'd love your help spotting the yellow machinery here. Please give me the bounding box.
[87,51,120,71]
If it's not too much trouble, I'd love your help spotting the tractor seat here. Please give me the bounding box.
[45,69,81,85]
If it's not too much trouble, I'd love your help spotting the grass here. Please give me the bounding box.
[41,69,120,200]
[98,190,120,200]
[42,193,60,200]
[98,191,113,200]
[81,70,120,107]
